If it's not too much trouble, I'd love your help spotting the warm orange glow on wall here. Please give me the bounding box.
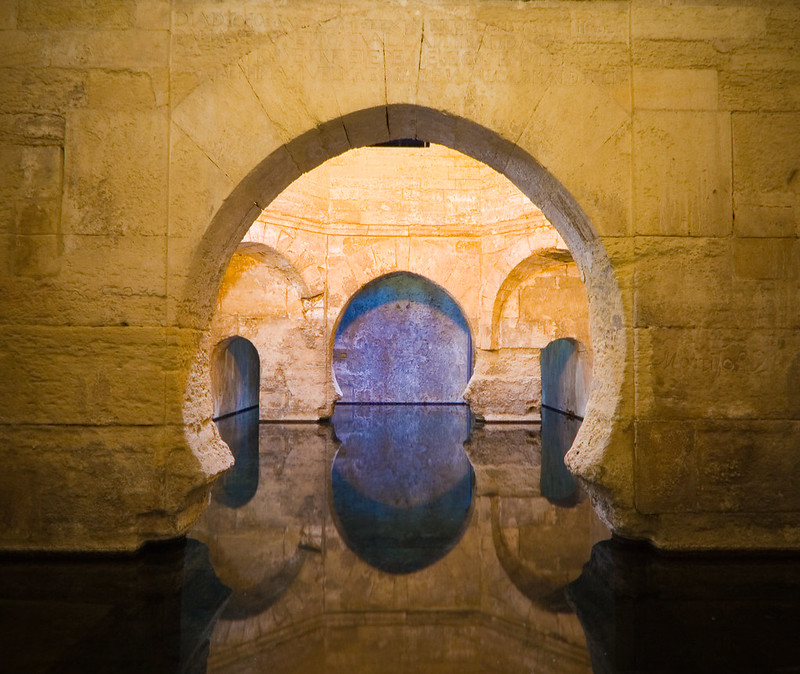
[212,146,591,421]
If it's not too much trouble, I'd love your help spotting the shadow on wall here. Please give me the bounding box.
[332,272,472,403]
[212,336,260,419]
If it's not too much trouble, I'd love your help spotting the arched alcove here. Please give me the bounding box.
[490,249,588,351]
[541,337,591,419]
[332,272,472,403]
[210,243,327,420]
[211,336,260,420]
[233,242,315,300]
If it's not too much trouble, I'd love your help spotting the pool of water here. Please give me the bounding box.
[3,406,800,673]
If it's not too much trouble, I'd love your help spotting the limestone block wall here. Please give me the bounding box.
[213,145,589,420]
[0,0,798,551]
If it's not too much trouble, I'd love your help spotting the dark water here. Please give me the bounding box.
[3,407,800,673]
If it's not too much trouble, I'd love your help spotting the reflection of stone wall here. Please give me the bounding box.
[192,422,606,673]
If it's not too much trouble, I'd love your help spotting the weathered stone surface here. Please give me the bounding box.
[516,80,632,238]
[696,420,800,513]
[44,29,169,70]
[171,68,284,185]
[465,350,543,421]
[62,109,169,237]
[332,274,472,404]
[17,0,137,29]
[633,111,732,237]
[633,237,732,328]
[634,420,697,515]
[732,113,800,215]
[635,68,719,111]
[631,3,767,42]
[635,328,800,420]
[0,423,198,551]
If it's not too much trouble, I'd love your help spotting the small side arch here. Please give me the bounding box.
[241,225,324,298]
[211,336,260,420]
[489,248,577,350]
[541,337,591,419]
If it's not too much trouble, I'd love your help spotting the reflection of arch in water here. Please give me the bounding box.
[219,544,317,621]
[489,497,574,613]
[332,272,473,403]
[211,336,260,419]
[195,422,327,622]
[212,407,260,509]
[329,404,475,574]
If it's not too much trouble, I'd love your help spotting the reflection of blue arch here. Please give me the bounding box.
[330,403,475,574]
[213,407,259,508]
[333,272,472,403]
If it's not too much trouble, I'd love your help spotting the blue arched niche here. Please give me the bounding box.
[332,272,472,403]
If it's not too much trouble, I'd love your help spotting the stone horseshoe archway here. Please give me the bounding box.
[181,105,631,538]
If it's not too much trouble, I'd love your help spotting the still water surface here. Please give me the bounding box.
[194,403,605,673]
[3,405,800,673]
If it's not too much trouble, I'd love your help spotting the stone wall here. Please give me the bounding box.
[1,0,798,551]
[211,249,328,420]
[212,145,589,420]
